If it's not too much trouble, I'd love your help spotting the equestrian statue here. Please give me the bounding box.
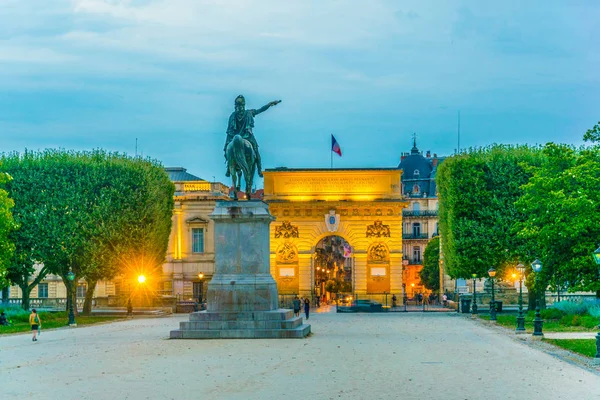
[223,95,281,200]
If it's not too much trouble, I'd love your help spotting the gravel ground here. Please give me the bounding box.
[1,309,599,400]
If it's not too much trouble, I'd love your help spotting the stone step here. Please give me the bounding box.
[189,309,293,321]
[180,317,303,331]
[170,324,311,339]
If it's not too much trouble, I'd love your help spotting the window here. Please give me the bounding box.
[412,222,421,236]
[413,247,421,262]
[413,184,420,194]
[192,228,205,253]
[77,284,87,298]
[412,202,420,212]
[413,169,420,178]
[38,283,48,298]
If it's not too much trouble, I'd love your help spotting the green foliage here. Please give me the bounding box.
[437,144,544,278]
[419,236,440,291]
[544,339,597,358]
[0,171,16,288]
[540,308,564,320]
[583,121,600,143]
[514,143,600,294]
[325,279,339,293]
[552,301,589,315]
[0,150,174,309]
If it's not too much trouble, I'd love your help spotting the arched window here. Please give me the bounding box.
[413,184,420,194]
[414,169,420,178]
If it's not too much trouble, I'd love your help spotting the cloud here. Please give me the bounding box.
[0,0,599,184]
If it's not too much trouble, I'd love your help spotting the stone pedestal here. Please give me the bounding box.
[170,201,310,339]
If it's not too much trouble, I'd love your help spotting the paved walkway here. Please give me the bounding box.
[1,312,598,400]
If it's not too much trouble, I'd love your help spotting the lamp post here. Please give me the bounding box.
[531,259,543,337]
[66,267,76,326]
[487,267,496,321]
[471,273,478,315]
[592,247,600,363]
[515,263,526,334]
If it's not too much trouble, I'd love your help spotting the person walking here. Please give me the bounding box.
[292,296,301,317]
[29,309,41,341]
[392,294,397,308]
[304,298,310,320]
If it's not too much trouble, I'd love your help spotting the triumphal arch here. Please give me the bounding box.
[263,168,408,299]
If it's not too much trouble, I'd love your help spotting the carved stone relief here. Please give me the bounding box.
[366,220,391,238]
[274,221,299,239]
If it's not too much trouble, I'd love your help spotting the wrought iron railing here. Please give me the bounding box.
[402,233,429,239]
[402,210,438,217]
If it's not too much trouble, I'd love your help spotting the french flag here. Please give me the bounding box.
[331,134,342,157]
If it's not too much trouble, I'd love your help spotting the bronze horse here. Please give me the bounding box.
[225,134,256,200]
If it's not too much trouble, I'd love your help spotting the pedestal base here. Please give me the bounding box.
[170,309,310,339]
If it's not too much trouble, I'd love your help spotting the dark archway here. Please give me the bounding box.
[313,235,352,303]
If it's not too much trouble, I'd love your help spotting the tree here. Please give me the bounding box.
[515,143,600,298]
[437,145,543,279]
[419,236,440,291]
[0,171,16,299]
[1,150,174,311]
[583,121,600,143]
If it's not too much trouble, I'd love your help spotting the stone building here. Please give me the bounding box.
[161,167,230,303]
[398,139,449,296]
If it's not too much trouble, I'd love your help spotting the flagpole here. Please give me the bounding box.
[331,149,333,169]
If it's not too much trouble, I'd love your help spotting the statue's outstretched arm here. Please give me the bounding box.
[253,100,281,116]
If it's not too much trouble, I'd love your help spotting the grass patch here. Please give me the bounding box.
[543,339,597,358]
[0,311,124,335]
[478,313,598,333]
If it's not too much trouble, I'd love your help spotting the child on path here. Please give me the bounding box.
[292,296,301,317]
[29,309,41,341]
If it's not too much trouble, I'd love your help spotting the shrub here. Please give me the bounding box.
[552,301,588,315]
[581,316,599,329]
[541,308,564,320]
[588,305,600,319]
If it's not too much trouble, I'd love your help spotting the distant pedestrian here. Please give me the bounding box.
[0,311,9,326]
[392,294,397,308]
[304,298,310,320]
[442,294,448,307]
[316,296,320,307]
[29,309,41,341]
[292,296,301,317]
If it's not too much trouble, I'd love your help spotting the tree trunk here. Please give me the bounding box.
[63,278,79,317]
[19,283,30,310]
[1,286,8,305]
[82,280,97,315]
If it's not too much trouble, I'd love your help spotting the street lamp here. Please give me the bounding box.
[515,263,526,334]
[127,275,146,317]
[66,267,76,326]
[531,259,543,337]
[471,273,478,315]
[592,247,600,362]
[487,267,497,321]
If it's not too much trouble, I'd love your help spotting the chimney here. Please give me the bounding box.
[401,153,407,162]
[426,150,431,158]
[432,155,438,167]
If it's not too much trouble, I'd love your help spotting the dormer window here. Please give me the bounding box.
[413,184,420,194]
[413,169,420,178]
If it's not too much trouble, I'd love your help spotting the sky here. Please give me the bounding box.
[1,0,599,185]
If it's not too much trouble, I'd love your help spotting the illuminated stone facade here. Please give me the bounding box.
[263,168,408,299]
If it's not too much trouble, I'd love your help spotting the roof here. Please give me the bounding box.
[164,167,204,182]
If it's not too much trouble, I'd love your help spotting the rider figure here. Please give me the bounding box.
[224,95,281,178]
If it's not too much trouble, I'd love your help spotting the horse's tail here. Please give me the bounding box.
[230,135,250,177]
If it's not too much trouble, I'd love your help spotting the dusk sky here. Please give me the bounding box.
[1,1,599,185]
